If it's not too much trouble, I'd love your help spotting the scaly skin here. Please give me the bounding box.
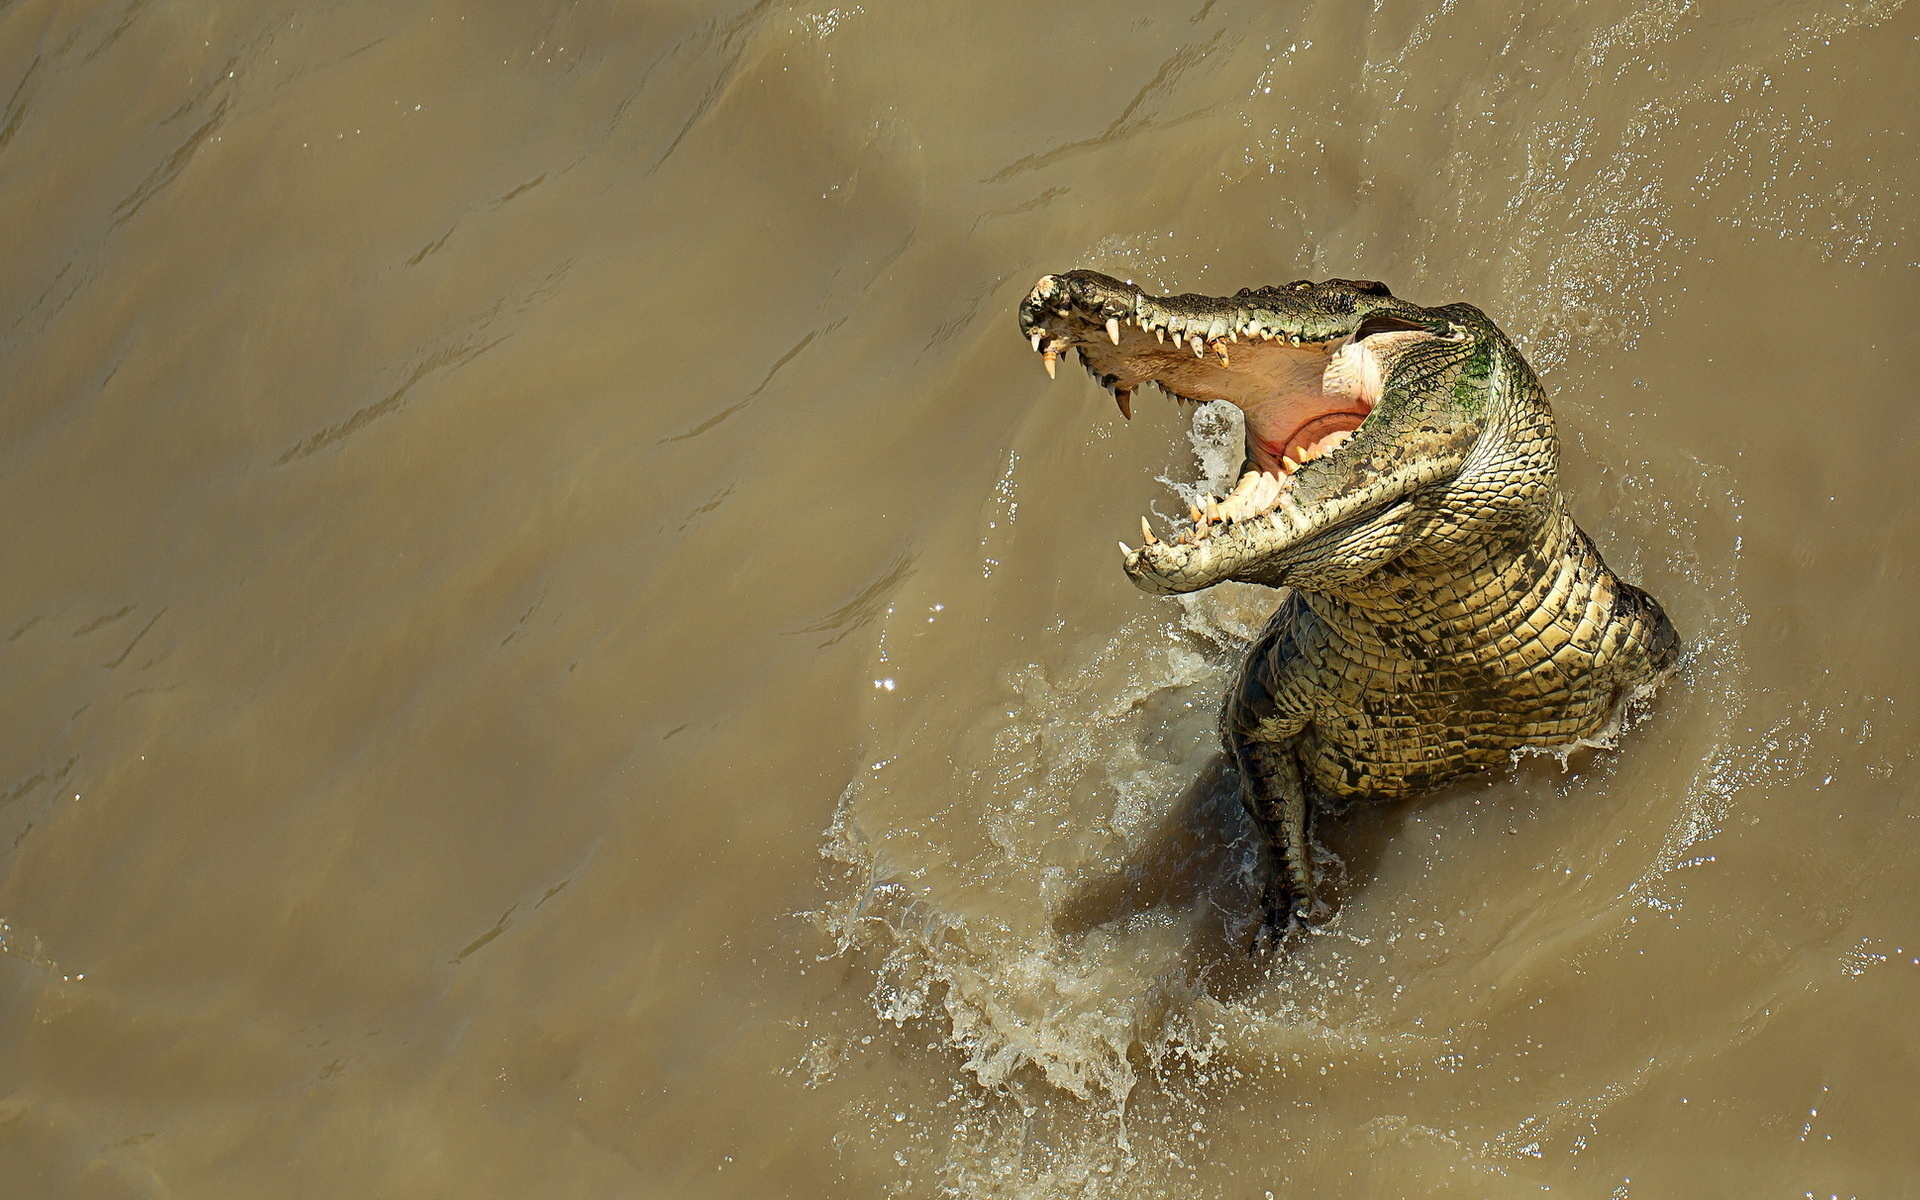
[1017,270,1679,948]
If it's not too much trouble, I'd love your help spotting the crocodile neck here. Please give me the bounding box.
[1297,497,1599,677]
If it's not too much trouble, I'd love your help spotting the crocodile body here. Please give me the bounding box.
[1016,270,1678,944]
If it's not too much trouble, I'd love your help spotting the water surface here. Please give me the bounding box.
[2,2,1916,1196]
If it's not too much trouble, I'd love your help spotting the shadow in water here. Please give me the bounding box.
[1047,754,1289,993]
[1047,746,1559,992]
[1051,754,1248,943]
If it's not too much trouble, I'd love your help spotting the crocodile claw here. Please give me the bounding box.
[1248,877,1332,954]
[1247,880,1307,955]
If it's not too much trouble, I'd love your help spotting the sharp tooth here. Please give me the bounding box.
[1190,336,1205,357]
[1215,343,1230,365]
[1154,326,1165,344]
[1282,455,1299,473]
[1228,329,1239,343]
[1042,351,1058,379]
[1141,516,1157,545]
[1118,541,1134,558]
[1189,504,1203,525]
[1205,498,1222,523]
[1106,317,1122,345]
[1030,331,1044,352]
[1114,388,1133,420]
[1289,334,1301,345]
[1295,445,1310,462]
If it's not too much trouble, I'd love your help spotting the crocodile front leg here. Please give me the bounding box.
[1231,732,1318,952]
[1223,596,1321,951]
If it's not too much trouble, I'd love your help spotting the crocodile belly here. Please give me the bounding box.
[1301,672,1627,801]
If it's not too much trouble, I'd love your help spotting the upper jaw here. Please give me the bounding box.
[1017,270,1475,594]
[1017,268,1431,348]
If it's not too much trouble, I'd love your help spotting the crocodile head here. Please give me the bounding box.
[1017,269,1550,596]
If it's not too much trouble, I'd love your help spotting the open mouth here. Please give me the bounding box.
[1018,271,1440,547]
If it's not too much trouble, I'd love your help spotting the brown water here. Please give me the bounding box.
[2,2,1916,1196]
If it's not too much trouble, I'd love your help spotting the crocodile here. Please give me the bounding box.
[1016,270,1680,948]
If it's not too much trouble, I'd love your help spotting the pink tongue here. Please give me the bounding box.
[1251,412,1367,471]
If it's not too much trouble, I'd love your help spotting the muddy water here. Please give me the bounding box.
[1,2,1916,1196]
